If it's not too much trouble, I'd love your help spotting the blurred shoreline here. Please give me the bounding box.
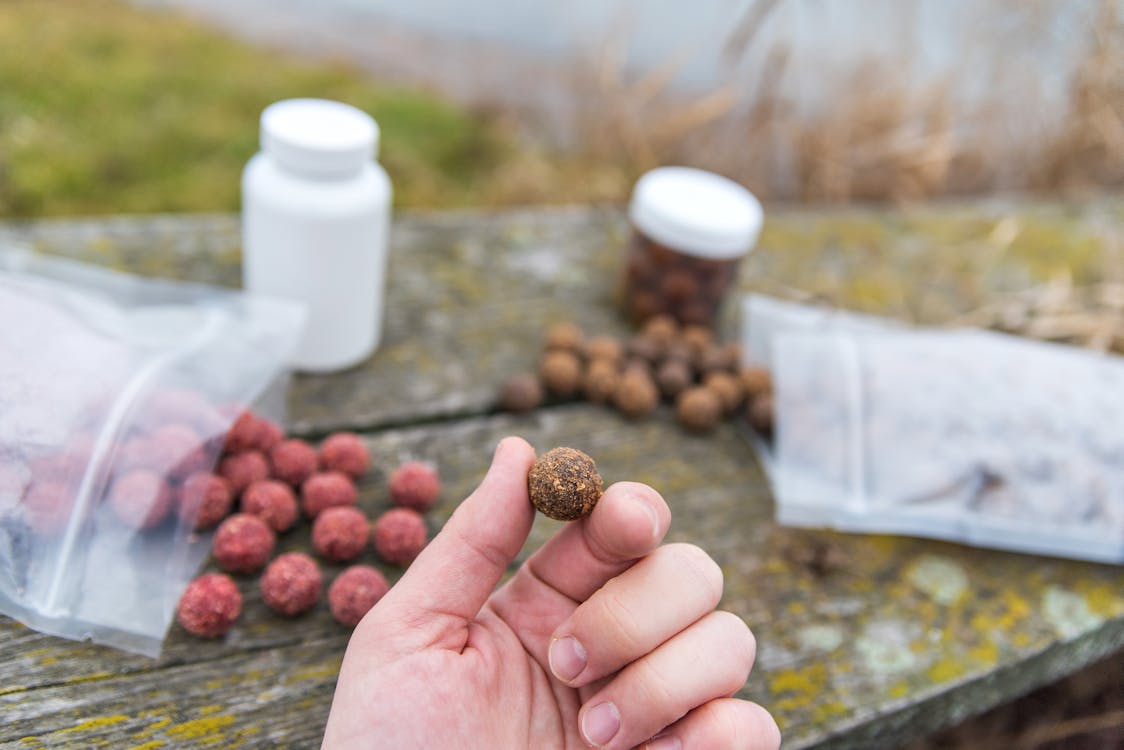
[135,0,1123,203]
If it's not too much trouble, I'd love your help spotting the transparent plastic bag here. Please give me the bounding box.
[0,247,304,655]
[743,295,1124,564]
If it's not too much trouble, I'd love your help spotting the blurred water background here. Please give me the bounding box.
[135,0,1122,203]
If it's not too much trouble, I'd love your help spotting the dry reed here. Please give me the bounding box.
[570,0,1124,205]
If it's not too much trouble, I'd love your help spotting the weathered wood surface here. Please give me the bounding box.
[2,202,1124,749]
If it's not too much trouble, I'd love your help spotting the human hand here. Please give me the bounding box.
[322,436,779,749]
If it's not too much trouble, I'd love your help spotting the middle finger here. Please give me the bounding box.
[547,542,722,687]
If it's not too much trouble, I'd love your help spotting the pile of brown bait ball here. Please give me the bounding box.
[497,317,775,436]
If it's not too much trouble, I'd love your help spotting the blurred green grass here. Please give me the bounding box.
[0,0,521,217]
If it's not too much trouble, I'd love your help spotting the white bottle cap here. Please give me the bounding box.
[261,98,379,177]
[628,167,763,259]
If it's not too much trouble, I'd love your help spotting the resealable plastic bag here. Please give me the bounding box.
[0,247,305,655]
[742,294,1124,564]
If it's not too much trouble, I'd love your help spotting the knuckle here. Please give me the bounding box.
[632,655,678,709]
[704,700,781,750]
[747,702,783,750]
[711,611,757,676]
[663,543,723,603]
[593,588,645,653]
[697,614,755,696]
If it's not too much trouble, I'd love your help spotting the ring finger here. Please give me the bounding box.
[576,610,757,750]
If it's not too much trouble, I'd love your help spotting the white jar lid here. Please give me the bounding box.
[261,98,379,177]
[628,167,763,259]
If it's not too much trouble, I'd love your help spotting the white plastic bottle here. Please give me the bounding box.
[242,98,392,372]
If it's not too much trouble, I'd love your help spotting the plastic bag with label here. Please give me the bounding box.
[743,294,1124,564]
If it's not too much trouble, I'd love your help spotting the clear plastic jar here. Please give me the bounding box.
[621,167,762,328]
[242,99,392,372]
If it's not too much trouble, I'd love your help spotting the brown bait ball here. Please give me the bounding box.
[583,336,623,365]
[641,314,679,346]
[583,359,621,404]
[621,357,653,379]
[498,373,544,413]
[544,321,584,352]
[747,393,775,436]
[626,334,664,365]
[739,367,773,400]
[663,340,694,366]
[655,358,693,400]
[613,369,659,420]
[703,371,744,414]
[527,447,603,521]
[698,346,732,375]
[676,387,723,433]
[539,350,583,397]
[681,325,714,359]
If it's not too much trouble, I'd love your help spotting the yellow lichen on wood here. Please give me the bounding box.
[281,659,342,685]
[165,714,235,741]
[61,715,128,733]
[928,657,967,683]
[770,662,828,709]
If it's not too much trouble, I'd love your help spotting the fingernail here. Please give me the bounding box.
[645,734,682,750]
[548,636,587,682]
[493,438,509,460]
[581,701,620,747]
[635,495,660,541]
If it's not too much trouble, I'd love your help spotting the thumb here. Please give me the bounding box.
[367,436,537,650]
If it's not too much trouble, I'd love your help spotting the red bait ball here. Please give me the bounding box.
[240,479,299,533]
[300,471,358,518]
[260,552,322,616]
[312,506,370,563]
[218,451,270,497]
[270,439,319,486]
[223,411,264,454]
[372,508,427,565]
[177,572,243,638]
[388,461,441,512]
[328,565,389,627]
[21,480,74,536]
[255,418,285,453]
[176,472,233,530]
[212,513,276,574]
[319,432,371,479]
[143,388,222,435]
[152,423,211,479]
[109,469,173,529]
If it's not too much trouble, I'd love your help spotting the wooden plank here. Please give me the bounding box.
[4,198,1122,436]
[4,406,1123,748]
